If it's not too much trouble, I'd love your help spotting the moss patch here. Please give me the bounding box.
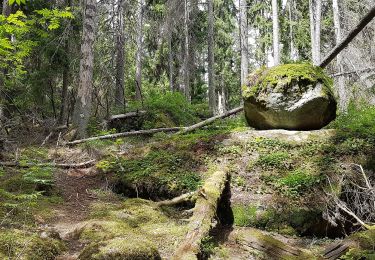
[242,63,333,100]
[0,229,64,259]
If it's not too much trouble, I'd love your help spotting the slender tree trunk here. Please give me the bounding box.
[135,0,144,101]
[115,0,126,109]
[0,0,12,123]
[332,0,347,112]
[59,0,73,125]
[289,0,298,61]
[309,0,322,65]
[208,0,216,115]
[183,0,191,102]
[272,0,280,65]
[168,33,175,92]
[239,0,248,86]
[72,0,97,139]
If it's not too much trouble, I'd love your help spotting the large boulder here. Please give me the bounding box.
[242,63,337,130]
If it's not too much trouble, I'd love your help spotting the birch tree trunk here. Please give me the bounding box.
[272,0,280,65]
[239,0,248,86]
[183,0,191,102]
[135,0,144,101]
[332,0,347,112]
[208,0,216,115]
[72,0,97,139]
[115,0,126,109]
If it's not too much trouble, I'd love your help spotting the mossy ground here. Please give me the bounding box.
[1,106,374,259]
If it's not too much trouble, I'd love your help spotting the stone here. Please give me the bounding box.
[242,63,337,130]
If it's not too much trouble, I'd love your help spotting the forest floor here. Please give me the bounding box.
[0,120,374,259]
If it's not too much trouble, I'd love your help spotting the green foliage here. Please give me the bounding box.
[233,205,258,227]
[273,169,322,197]
[330,105,375,139]
[22,166,54,186]
[143,92,200,128]
[256,151,289,169]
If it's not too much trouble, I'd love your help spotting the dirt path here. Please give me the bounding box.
[48,167,109,259]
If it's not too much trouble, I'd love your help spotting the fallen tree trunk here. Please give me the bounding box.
[0,159,96,169]
[68,107,244,145]
[172,170,229,260]
[107,111,146,121]
[176,106,243,135]
[319,5,375,68]
[156,191,197,207]
[66,127,183,145]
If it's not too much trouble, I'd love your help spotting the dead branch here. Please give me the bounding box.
[66,127,184,145]
[156,191,197,207]
[176,106,243,135]
[319,5,375,68]
[0,159,96,169]
[172,170,229,260]
[330,67,375,77]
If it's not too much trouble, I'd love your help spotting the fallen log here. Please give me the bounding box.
[319,5,375,68]
[66,127,183,145]
[108,111,146,121]
[156,191,197,207]
[229,228,313,260]
[176,106,243,135]
[172,170,229,260]
[0,159,96,169]
[67,107,244,145]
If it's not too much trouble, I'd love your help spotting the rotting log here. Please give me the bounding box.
[172,170,229,260]
[229,228,314,260]
[66,127,183,145]
[107,111,147,121]
[319,5,375,68]
[0,159,96,169]
[176,106,243,135]
[156,191,197,207]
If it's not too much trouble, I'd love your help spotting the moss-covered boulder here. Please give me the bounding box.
[242,64,337,130]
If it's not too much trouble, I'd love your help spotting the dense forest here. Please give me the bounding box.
[0,0,374,259]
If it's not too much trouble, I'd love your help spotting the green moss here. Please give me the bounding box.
[256,151,290,169]
[0,229,64,259]
[242,63,333,99]
[80,237,161,260]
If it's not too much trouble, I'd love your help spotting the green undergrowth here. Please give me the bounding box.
[0,148,61,228]
[96,129,233,199]
[242,63,333,99]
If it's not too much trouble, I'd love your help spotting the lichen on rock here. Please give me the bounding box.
[242,63,337,130]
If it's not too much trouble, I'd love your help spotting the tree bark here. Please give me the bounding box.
[309,0,322,65]
[135,0,144,101]
[272,0,280,65]
[208,0,216,115]
[319,5,375,68]
[72,0,97,139]
[239,0,248,86]
[115,0,126,109]
[332,0,347,112]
